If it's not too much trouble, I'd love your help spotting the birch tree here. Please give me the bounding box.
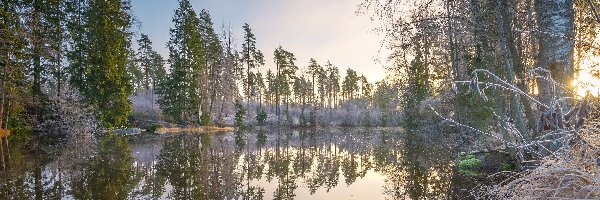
[535,0,575,104]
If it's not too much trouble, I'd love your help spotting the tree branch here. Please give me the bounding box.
[585,0,600,24]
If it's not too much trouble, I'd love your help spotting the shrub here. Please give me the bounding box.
[200,112,212,126]
[500,161,515,171]
[144,124,163,133]
[234,100,246,129]
[256,109,267,125]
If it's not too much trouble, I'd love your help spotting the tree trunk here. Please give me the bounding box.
[535,0,575,105]
[275,61,280,118]
[496,0,533,138]
[495,0,528,136]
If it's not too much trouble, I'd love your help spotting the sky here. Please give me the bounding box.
[130,0,387,83]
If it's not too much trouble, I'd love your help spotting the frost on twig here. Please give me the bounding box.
[431,68,599,198]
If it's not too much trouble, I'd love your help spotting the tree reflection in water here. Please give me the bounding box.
[71,134,137,199]
[0,128,463,199]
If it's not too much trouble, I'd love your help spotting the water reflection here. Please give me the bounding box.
[71,134,136,199]
[0,129,465,199]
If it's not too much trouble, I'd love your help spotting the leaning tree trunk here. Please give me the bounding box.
[535,0,575,105]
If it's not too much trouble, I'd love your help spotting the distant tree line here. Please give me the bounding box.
[146,0,395,126]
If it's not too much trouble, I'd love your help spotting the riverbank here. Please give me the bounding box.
[155,126,236,134]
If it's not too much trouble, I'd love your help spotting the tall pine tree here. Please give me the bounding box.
[241,23,264,108]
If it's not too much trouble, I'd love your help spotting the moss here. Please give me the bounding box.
[458,155,482,169]
[459,169,480,176]
[500,161,516,171]
[457,154,482,176]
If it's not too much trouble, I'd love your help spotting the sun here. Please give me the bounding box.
[574,54,600,98]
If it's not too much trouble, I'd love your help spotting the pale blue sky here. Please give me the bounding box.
[130,0,386,82]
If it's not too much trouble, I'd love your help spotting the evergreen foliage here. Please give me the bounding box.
[157,0,204,125]
[68,0,134,128]
[241,23,264,108]
[256,109,267,125]
[234,100,246,129]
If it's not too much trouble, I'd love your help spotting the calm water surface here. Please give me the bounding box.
[0,128,471,199]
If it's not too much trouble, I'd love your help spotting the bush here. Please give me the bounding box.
[200,112,212,126]
[500,161,515,171]
[299,112,307,127]
[234,100,246,129]
[309,109,317,127]
[144,124,163,133]
[256,109,267,125]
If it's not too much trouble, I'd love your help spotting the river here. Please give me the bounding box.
[0,128,476,199]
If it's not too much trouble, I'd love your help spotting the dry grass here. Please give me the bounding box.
[155,126,236,134]
[429,68,600,199]
[0,129,9,137]
[481,118,600,199]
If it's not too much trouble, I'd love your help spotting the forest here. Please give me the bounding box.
[1,0,600,199]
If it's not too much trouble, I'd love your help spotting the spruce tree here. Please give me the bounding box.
[325,61,340,108]
[65,0,88,92]
[73,0,134,127]
[198,9,223,124]
[157,0,204,124]
[0,0,28,130]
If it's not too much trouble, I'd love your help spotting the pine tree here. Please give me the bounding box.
[255,71,265,110]
[126,48,143,92]
[307,58,321,106]
[273,46,297,116]
[266,69,276,106]
[149,52,166,91]
[136,33,165,108]
[137,33,153,90]
[325,62,340,108]
[359,75,371,103]
[342,68,359,101]
[215,23,239,122]
[241,23,264,108]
